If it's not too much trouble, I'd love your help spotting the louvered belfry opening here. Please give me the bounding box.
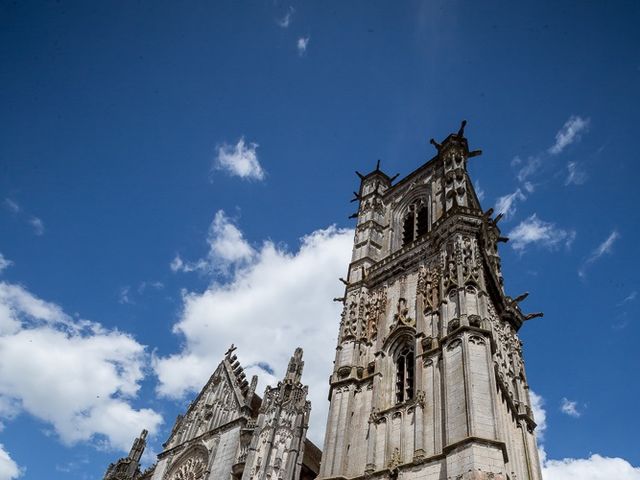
[395,345,415,404]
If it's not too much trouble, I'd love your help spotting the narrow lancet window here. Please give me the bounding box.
[395,345,415,404]
[400,200,428,247]
[402,212,415,246]
[416,206,429,238]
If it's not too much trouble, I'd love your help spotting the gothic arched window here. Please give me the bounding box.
[416,205,429,237]
[402,211,415,246]
[395,345,415,404]
[401,201,429,247]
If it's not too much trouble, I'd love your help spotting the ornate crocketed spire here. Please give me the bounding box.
[128,429,148,463]
[103,429,148,480]
[284,347,304,384]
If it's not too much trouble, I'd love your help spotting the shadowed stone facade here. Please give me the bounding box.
[318,122,542,480]
[104,122,543,480]
[105,347,320,480]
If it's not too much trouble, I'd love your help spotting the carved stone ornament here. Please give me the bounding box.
[388,447,401,469]
[446,338,462,351]
[469,314,482,328]
[167,453,208,480]
[392,297,415,328]
[421,336,434,351]
[418,265,441,313]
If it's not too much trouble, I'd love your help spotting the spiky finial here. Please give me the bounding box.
[457,119,467,137]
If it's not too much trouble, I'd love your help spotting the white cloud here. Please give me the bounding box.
[137,281,164,294]
[543,454,640,480]
[473,180,485,202]
[154,221,353,445]
[170,211,255,274]
[276,6,294,28]
[118,286,133,305]
[530,391,547,440]
[28,217,44,236]
[523,181,535,193]
[297,36,310,56]
[618,291,637,306]
[214,138,265,181]
[0,444,21,480]
[507,214,576,252]
[119,282,164,305]
[549,115,590,155]
[2,200,20,215]
[0,255,12,274]
[560,397,581,418]
[170,255,185,272]
[516,155,542,183]
[207,211,254,264]
[0,282,162,452]
[495,188,526,220]
[533,392,640,479]
[578,230,620,278]
[3,200,45,236]
[565,161,587,186]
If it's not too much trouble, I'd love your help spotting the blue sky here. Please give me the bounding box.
[1,1,639,479]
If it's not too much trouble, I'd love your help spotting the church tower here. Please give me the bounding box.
[318,122,543,480]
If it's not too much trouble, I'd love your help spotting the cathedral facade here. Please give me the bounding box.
[105,123,543,480]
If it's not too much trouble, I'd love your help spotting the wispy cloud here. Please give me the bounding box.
[523,181,535,193]
[497,115,591,221]
[137,281,163,295]
[28,216,45,236]
[473,180,485,202]
[579,230,620,278]
[3,199,45,236]
[297,36,310,56]
[507,214,576,252]
[617,291,637,306]
[495,188,526,220]
[276,6,294,28]
[549,115,590,155]
[213,137,265,181]
[565,161,588,186]
[560,397,582,418]
[515,155,542,183]
[119,281,164,305]
[118,286,133,305]
[3,199,20,214]
[0,254,12,274]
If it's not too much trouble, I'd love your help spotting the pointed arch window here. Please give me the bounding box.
[401,201,429,247]
[395,345,415,404]
[402,211,415,246]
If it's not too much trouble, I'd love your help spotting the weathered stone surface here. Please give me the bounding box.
[104,348,318,480]
[318,122,542,480]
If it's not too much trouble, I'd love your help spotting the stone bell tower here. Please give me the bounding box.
[318,122,543,480]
